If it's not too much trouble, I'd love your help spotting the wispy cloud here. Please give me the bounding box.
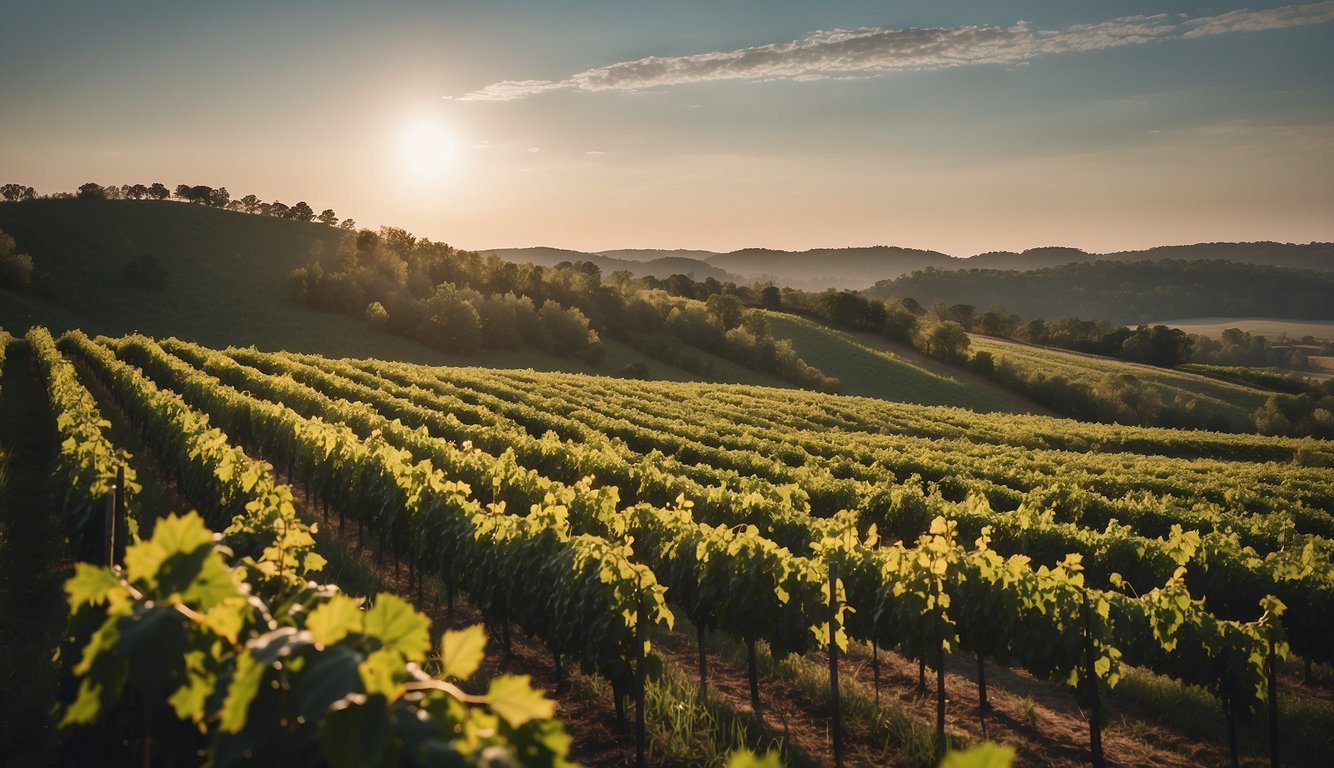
[458,2,1334,101]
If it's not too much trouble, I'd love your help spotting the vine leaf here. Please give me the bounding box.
[440,624,487,681]
[65,563,121,607]
[219,651,265,734]
[488,675,555,727]
[363,593,430,660]
[307,592,362,647]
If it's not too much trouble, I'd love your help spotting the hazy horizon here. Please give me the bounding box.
[4,1,1333,256]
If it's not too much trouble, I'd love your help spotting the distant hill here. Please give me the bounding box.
[707,246,952,289]
[596,248,722,262]
[485,244,960,289]
[970,242,1334,273]
[481,246,743,283]
[484,241,1334,290]
[869,259,1334,325]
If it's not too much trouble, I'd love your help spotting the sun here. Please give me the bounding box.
[401,122,459,179]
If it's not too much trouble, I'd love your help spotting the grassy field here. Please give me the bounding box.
[0,199,777,384]
[969,334,1272,426]
[764,313,1039,413]
[1155,317,1334,341]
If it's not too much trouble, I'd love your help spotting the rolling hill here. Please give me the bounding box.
[480,246,743,283]
[0,200,744,379]
[484,241,1334,291]
[0,198,1302,430]
[0,200,993,406]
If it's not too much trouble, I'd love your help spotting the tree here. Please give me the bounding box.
[239,194,261,213]
[365,301,390,329]
[290,201,315,222]
[915,318,970,363]
[0,229,35,291]
[268,201,291,219]
[1121,325,1191,368]
[705,293,745,330]
[538,300,595,356]
[77,182,107,199]
[977,305,1021,337]
[665,274,697,298]
[147,183,170,200]
[125,183,149,200]
[317,208,338,226]
[1,184,36,202]
[881,299,920,343]
[338,218,356,230]
[208,186,231,208]
[820,290,871,328]
[939,303,976,330]
[760,284,782,310]
[417,283,482,354]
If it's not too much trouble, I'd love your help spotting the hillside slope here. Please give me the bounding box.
[969,334,1272,429]
[764,313,1042,413]
[0,200,751,379]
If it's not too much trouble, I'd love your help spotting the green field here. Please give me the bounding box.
[969,333,1273,428]
[764,313,1038,413]
[1156,317,1334,342]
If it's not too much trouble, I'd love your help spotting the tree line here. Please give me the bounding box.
[868,259,1334,325]
[1,181,352,230]
[287,227,839,390]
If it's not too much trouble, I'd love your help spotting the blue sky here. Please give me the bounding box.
[2,1,1331,254]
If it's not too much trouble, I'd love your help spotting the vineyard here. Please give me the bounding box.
[2,326,1333,766]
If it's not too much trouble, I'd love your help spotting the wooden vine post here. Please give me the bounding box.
[106,464,127,567]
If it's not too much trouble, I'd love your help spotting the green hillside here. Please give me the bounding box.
[0,199,769,381]
[969,334,1272,427]
[764,312,1039,413]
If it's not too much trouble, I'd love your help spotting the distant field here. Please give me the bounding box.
[969,334,1272,428]
[765,313,1038,413]
[1156,317,1334,341]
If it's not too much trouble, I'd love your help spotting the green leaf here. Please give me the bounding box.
[488,674,555,727]
[59,679,104,726]
[307,593,362,647]
[65,563,121,607]
[168,668,215,725]
[199,598,248,645]
[124,511,215,592]
[439,624,487,681]
[363,593,430,661]
[940,742,1016,768]
[357,649,400,700]
[219,650,265,734]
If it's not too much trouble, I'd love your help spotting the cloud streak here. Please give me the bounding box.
[458,1,1334,101]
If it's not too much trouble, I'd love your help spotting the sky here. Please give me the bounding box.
[2,1,1332,256]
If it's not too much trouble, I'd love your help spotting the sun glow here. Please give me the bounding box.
[400,121,460,179]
